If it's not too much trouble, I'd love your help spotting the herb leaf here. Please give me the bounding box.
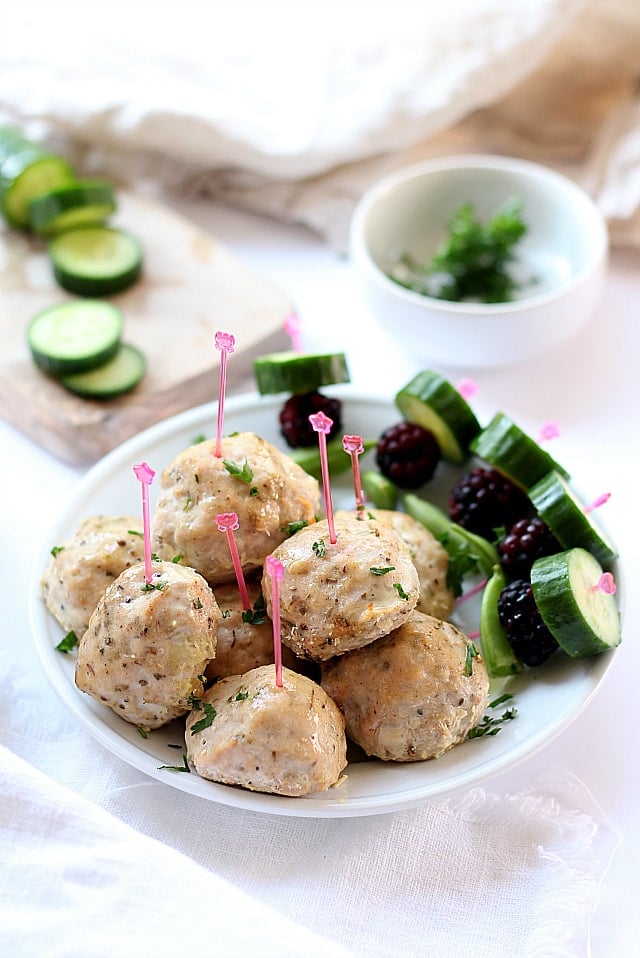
[190,702,217,734]
[223,459,254,484]
[370,566,395,576]
[464,642,480,676]
[158,753,191,773]
[393,583,410,600]
[312,539,326,557]
[55,630,78,653]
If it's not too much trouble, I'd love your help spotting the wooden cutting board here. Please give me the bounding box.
[0,193,292,465]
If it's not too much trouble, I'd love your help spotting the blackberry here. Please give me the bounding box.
[448,467,529,541]
[279,391,342,448]
[498,516,561,580]
[497,578,558,667]
[376,421,441,489]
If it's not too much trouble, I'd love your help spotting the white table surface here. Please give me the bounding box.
[1,196,639,955]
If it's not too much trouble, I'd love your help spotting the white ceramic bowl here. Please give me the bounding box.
[349,154,608,369]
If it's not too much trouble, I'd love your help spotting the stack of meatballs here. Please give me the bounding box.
[41,430,489,799]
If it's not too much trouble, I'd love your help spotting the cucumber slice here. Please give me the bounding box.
[529,471,617,567]
[531,548,621,657]
[253,351,350,395]
[395,369,480,464]
[0,147,75,228]
[27,300,124,375]
[28,180,116,235]
[362,470,398,510]
[470,412,569,490]
[60,343,146,398]
[49,225,143,296]
[480,565,523,678]
[289,436,375,480]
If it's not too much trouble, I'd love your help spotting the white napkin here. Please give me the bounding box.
[0,729,619,958]
[0,745,355,958]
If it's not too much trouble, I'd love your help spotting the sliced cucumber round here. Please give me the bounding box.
[480,565,523,678]
[0,147,75,229]
[529,471,617,567]
[531,548,621,657]
[253,351,350,395]
[49,225,143,296]
[395,369,480,464]
[60,343,146,398]
[28,180,116,235]
[470,412,570,490]
[27,300,124,375]
[362,470,398,510]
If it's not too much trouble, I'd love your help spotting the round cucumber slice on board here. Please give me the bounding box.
[395,370,480,464]
[29,180,116,235]
[529,471,617,566]
[60,343,146,398]
[253,351,350,395]
[470,412,569,490]
[27,300,124,375]
[0,147,75,228]
[531,548,621,657]
[49,224,143,296]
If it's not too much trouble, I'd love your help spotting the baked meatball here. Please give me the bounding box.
[363,509,455,620]
[41,515,145,637]
[186,665,347,797]
[205,578,299,682]
[262,510,419,662]
[152,433,320,584]
[75,561,220,730]
[321,610,489,761]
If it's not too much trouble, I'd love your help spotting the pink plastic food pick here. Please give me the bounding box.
[214,331,236,458]
[309,410,337,543]
[538,421,560,442]
[342,434,365,513]
[592,572,616,595]
[457,377,478,400]
[265,555,284,687]
[283,312,302,353]
[132,461,156,583]
[583,492,611,514]
[215,512,250,610]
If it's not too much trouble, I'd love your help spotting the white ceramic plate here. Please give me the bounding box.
[30,389,618,818]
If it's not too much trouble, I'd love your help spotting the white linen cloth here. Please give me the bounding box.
[1,0,639,252]
[0,740,619,958]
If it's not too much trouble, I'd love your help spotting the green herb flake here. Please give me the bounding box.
[242,593,267,625]
[235,691,249,701]
[55,630,78,654]
[140,580,167,592]
[137,726,149,739]
[127,529,143,537]
[183,496,193,512]
[393,582,410,600]
[50,545,64,557]
[172,554,183,564]
[464,642,480,676]
[193,597,203,610]
[249,486,259,497]
[370,566,395,576]
[221,608,232,619]
[158,753,191,773]
[223,459,254,484]
[190,702,217,735]
[312,539,326,557]
[283,519,310,535]
[191,434,206,445]
[468,698,518,740]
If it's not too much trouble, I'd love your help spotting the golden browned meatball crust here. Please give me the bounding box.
[75,561,220,730]
[262,511,419,662]
[151,433,320,585]
[41,515,145,637]
[205,578,299,682]
[321,609,489,761]
[344,509,454,620]
[186,665,347,796]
